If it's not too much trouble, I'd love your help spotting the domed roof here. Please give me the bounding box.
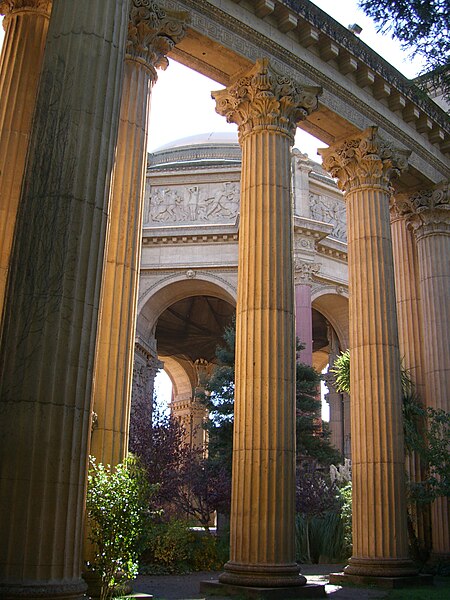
[154,131,238,152]
[148,131,241,170]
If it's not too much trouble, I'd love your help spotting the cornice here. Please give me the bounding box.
[166,0,449,179]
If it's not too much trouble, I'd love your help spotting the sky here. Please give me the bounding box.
[0,2,425,410]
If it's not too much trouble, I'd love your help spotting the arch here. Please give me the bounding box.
[138,272,236,339]
[162,356,193,402]
[312,291,349,351]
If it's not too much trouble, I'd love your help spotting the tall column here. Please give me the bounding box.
[390,195,430,554]
[0,0,52,317]
[326,325,344,456]
[0,2,129,599]
[294,280,314,365]
[212,59,321,589]
[90,0,188,468]
[407,182,450,560]
[320,127,418,579]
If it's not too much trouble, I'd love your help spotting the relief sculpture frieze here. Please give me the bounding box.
[145,181,240,224]
[310,192,347,242]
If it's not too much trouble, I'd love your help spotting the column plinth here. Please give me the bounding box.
[0,0,52,316]
[0,2,129,597]
[213,59,322,590]
[407,183,450,561]
[320,127,418,580]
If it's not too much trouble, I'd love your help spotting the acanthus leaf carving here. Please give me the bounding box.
[406,181,450,238]
[319,126,409,194]
[294,260,321,284]
[0,0,51,17]
[127,0,189,80]
[212,58,321,142]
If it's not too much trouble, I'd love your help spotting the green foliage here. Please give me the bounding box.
[329,349,350,395]
[86,456,155,600]
[141,519,227,574]
[295,481,352,564]
[358,0,450,103]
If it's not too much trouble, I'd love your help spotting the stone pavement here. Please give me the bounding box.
[133,565,390,599]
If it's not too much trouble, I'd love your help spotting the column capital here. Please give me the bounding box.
[319,126,409,195]
[0,0,51,18]
[389,193,414,223]
[406,181,450,239]
[294,259,321,285]
[126,0,189,81]
[212,58,321,143]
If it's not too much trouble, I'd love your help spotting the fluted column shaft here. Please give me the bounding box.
[407,183,450,559]
[213,59,321,588]
[0,0,52,317]
[0,2,129,598]
[89,0,187,468]
[390,197,429,551]
[320,127,417,578]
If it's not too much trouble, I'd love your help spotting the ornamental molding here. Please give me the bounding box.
[406,181,450,239]
[126,0,189,80]
[389,194,414,223]
[163,0,448,179]
[309,192,347,242]
[319,126,409,194]
[212,58,321,143]
[0,0,51,17]
[294,260,321,284]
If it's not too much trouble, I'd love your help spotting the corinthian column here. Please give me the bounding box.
[211,59,321,590]
[0,0,52,317]
[407,182,450,561]
[390,195,429,554]
[320,127,418,580]
[0,2,129,599]
[90,0,188,468]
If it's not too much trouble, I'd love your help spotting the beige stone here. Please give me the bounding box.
[320,127,418,577]
[407,182,450,560]
[213,58,321,588]
[0,1,129,597]
[0,0,51,316]
[90,0,188,468]
[390,194,429,551]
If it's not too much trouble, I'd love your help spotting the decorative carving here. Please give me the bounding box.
[212,58,321,142]
[319,126,409,194]
[145,181,240,223]
[0,0,51,17]
[406,181,450,238]
[310,192,347,242]
[389,193,413,223]
[185,269,196,279]
[127,0,189,80]
[294,260,321,284]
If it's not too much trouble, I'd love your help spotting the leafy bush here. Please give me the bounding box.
[141,519,227,574]
[86,456,154,600]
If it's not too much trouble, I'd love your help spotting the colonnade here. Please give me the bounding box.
[0,1,448,598]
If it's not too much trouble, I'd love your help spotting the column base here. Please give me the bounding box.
[329,572,433,589]
[344,557,419,577]
[219,561,306,588]
[200,580,326,599]
[0,579,87,600]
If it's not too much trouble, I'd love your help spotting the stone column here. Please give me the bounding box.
[326,325,344,456]
[0,2,129,599]
[407,182,450,561]
[294,280,313,365]
[390,195,429,553]
[90,0,188,468]
[320,127,418,579]
[212,59,321,589]
[0,0,52,317]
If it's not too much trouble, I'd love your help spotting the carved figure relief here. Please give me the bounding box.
[145,181,240,224]
[310,192,347,242]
